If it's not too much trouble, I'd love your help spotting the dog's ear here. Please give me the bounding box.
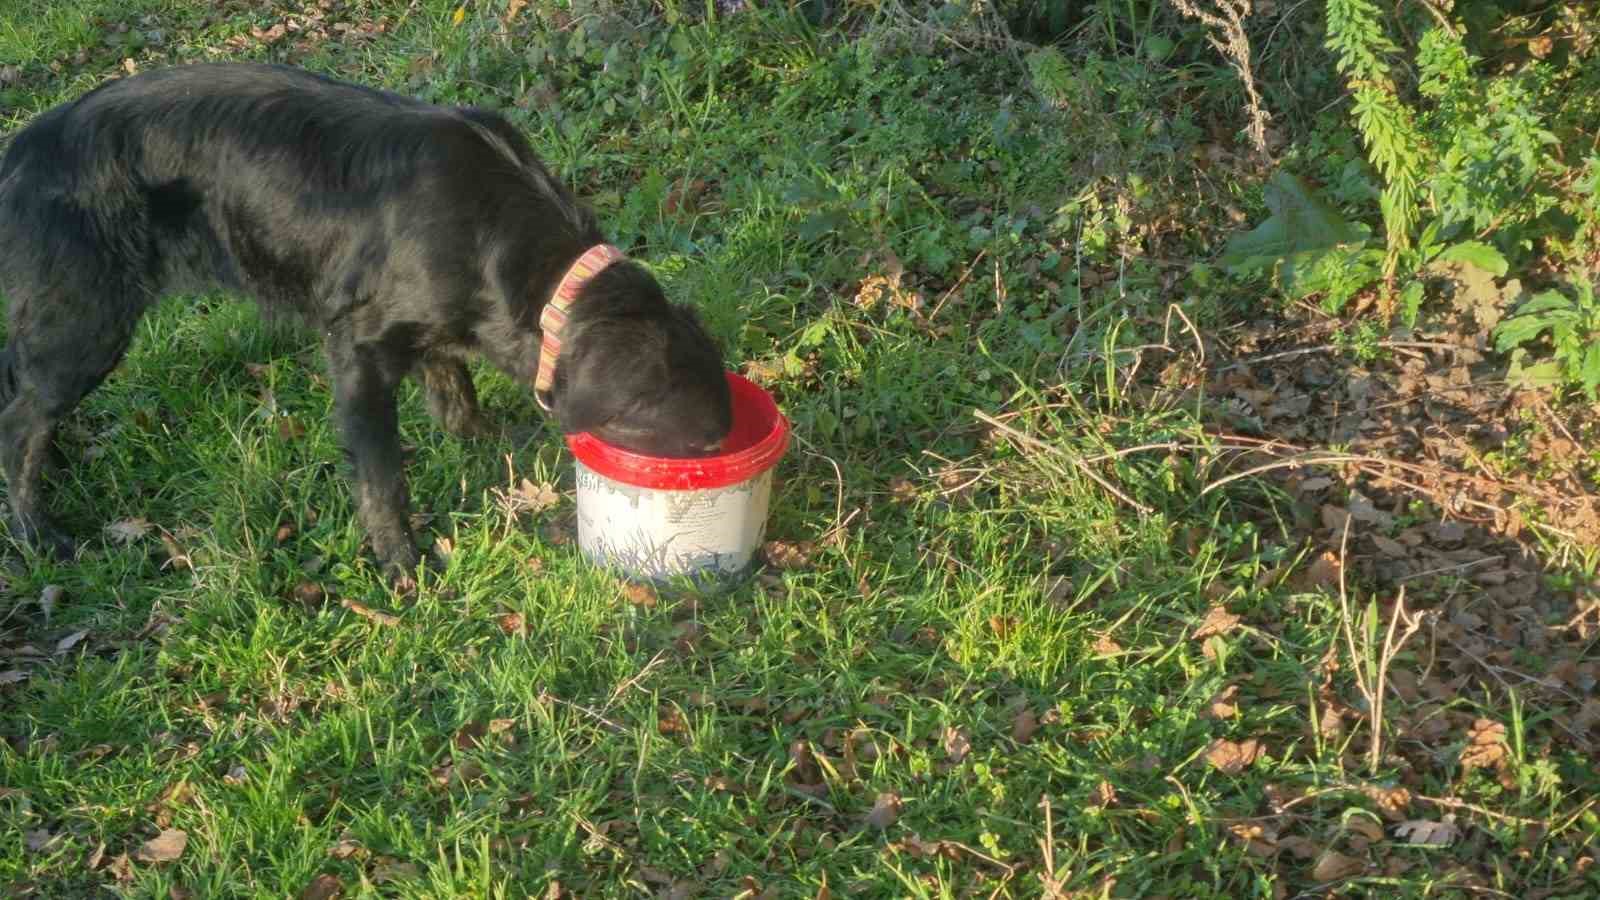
[549,317,665,434]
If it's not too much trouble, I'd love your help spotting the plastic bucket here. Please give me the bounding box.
[567,372,789,582]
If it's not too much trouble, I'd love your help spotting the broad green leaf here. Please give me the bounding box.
[1581,343,1600,398]
[1505,350,1564,391]
[1494,311,1575,353]
[1220,172,1368,273]
[1509,289,1577,318]
[1436,241,1508,277]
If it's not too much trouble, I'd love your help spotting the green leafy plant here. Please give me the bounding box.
[1493,276,1600,397]
[1324,0,1424,278]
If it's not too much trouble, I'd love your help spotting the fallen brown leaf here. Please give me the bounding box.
[299,874,343,900]
[1207,685,1239,720]
[104,517,153,544]
[25,829,62,854]
[1193,606,1241,640]
[1091,633,1123,655]
[1297,550,1343,591]
[1204,737,1264,775]
[1460,718,1508,772]
[1012,707,1040,743]
[764,539,817,571]
[55,629,89,655]
[38,585,62,623]
[943,726,972,763]
[863,791,901,829]
[370,856,421,883]
[135,829,187,863]
[1311,849,1365,882]
[1090,780,1117,808]
[622,582,658,608]
[1395,818,1461,847]
[657,705,688,736]
[498,611,528,636]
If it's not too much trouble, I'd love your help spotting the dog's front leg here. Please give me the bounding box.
[328,342,421,591]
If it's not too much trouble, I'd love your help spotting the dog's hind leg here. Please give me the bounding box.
[421,357,488,439]
[0,290,144,560]
[327,340,422,589]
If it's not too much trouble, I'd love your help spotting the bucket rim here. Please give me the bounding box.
[566,372,790,491]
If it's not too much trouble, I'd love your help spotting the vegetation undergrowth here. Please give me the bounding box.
[1,0,1598,897]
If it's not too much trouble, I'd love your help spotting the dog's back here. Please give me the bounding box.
[0,63,595,319]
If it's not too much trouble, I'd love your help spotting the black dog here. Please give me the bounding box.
[0,62,731,586]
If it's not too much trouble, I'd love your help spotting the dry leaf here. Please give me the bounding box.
[1092,633,1123,655]
[943,727,971,763]
[1204,737,1264,774]
[863,791,901,829]
[38,585,63,623]
[135,829,187,863]
[328,837,364,860]
[1207,685,1239,719]
[1193,606,1241,640]
[622,582,658,608]
[371,856,421,883]
[657,705,688,736]
[988,615,1017,639]
[104,517,154,544]
[56,629,89,655]
[764,539,817,571]
[1460,719,1508,771]
[1298,550,1343,591]
[1347,816,1384,842]
[1090,780,1117,808]
[498,611,527,636]
[1311,849,1365,882]
[340,598,400,627]
[1012,707,1040,743]
[0,670,27,686]
[1395,818,1461,847]
[223,765,247,786]
[25,829,62,854]
[299,874,343,900]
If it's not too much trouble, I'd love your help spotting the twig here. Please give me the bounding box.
[539,690,626,734]
[1215,339,1471,373]
[1370,586,1422,773]
[340,598,401,627]
[1408,791,1546,828]
[604,650,668,711]
[926,249,987,322]
[1037,794,1065,898]
[974,410,1153,514]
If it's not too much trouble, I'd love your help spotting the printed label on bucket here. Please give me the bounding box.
[575,461,774,581]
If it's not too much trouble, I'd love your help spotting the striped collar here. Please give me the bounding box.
[534,243,626,412]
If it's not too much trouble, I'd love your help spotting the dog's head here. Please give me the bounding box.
[549,262,732,458]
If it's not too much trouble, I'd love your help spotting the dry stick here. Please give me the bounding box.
[974,410,1153,514]
[1370,586,1423,774]
[925,248,987,322]
[1333,521,1379,769]
[1036,794,1065,899]
[1214,339,1472,372]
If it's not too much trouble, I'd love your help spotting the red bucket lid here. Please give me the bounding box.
[566,371,790,491]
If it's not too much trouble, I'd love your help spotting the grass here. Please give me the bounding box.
[3,1,1599,897]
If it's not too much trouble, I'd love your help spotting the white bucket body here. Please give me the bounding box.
[574,461,774,581]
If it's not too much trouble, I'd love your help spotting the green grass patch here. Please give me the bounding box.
[2,2,1598,897]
